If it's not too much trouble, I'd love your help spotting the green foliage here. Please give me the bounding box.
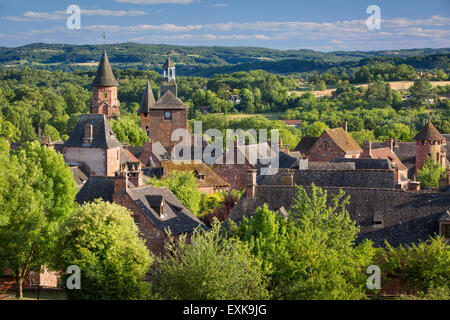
[109,114,148,146]
[0,142,77,297]
[416,155,446,188]
[381,236,450,294]
[152,221,269,300]
[409,77,433,108]
[147,171,202,216]
[199,192,224,218]
[350,129,376,145]
[232,185,377,300]
[54,199,152,300]
[302,121,328,137]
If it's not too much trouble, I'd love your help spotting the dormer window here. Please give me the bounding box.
[82,123,94,146]
[147,195,165,218]
[164,111,172,120]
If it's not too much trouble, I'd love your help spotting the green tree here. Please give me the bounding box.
[147,171,202,216]
[0,142,77,298]
[381,236,450,294]
[152,221,269,300]
[54,200,152,300]
[303,121,328,137]
[410,77,433,108]
[109,115,148,146]
[416,155,446,188]
[232,185,377,300]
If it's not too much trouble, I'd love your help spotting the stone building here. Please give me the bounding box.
[139,57,188,152]
[228,170,450,247]
[302,128,362,162]
[62,114,121,177]
[90,51,120,119]
[76,164,205,254]
[414,121,446,173]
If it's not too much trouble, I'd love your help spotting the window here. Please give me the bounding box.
[164,111,172,120]
[133,215,140,225]
[442,224,450,239]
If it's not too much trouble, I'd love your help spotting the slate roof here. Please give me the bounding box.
[324,128,362,153]
[70,166,89,188]
[138,80,156,114]
[76,176,115,203]
[127,185,206,234]
[92,51,118,87]
[63,114,122,149]
[332,158,392,170]
[414,121,444,141]
[310,161,356,170]
[293,137,318,155]
[120,148,140,165]
[75,177,206,235]
[228,185,450,247]
[151,90,187,110]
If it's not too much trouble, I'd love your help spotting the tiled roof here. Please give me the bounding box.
[370,147,408,171]
[331,158,391,170]
[92,51,118,87]
[63,114,122,149]
[163,160,229,188]
[325,128,362,153]
[414,122,444,141]
[120,148,140,165]
[151,90,188,110]
[70,166,89,187]
[76,176,115,203]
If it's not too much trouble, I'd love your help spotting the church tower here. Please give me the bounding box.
[91,51,120,119]
[414,121,446,174]
[139,80,156,137]
[160,54,177,97]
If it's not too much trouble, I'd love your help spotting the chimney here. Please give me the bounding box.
[161,160,169,178]
[246,169,257,199]
[362,140,372,158]
[340,121,348,132]
[385,138,394,152]
[408,180,421,191]
[439,168,450,191]
[83,123,94,145]
[114,164,128,194]
[128,162,144,187]
[143,141,152,154]
[298,158,308,170]
[281,170,294,187]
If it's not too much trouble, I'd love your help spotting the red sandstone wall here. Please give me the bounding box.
[148,109,187,150]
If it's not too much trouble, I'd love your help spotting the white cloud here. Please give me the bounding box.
[211,3,229,7]
[4,9,146,22]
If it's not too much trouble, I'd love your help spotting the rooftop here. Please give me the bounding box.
[92,51,118,87]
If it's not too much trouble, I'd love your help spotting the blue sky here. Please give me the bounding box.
[0,0,449,51]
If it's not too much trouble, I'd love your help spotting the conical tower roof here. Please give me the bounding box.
[92,51,118,87]
[414,121,444,141]
[139,80,156,114]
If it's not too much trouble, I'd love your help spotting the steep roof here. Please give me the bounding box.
[92,51,118,87]
[76,176,115,203]
[138,80,156,114]
[293,137,318,155]
[414,121,444,141]
[63,114,122,149]
[127,185,205,234]
[324,128,362,153]
[332,158,391,170]
[151,90,188,110]
[370,147,408,171]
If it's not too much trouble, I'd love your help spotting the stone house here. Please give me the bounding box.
[76,164,206,255]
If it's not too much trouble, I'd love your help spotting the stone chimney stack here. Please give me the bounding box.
[386,138,394,152]
[128,162,144,188]
[408,180,421,191]
[362,140,372,158]
[439,168,450,191]
[340,121,348,132]
[246,169,257,199]
[114,164,128,194]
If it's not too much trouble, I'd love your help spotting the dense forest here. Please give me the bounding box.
[0,43,449,77]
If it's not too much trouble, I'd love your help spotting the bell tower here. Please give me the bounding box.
[91,50,120,119]
[161,54,177,97]
[414,121,446,173]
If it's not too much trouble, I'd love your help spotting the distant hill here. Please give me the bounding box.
[0,42,448,76]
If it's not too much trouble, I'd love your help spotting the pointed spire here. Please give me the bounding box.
[414,121,444,141]
[139,80,156,114]
[163,55,174,69]
[92,50,118,87]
